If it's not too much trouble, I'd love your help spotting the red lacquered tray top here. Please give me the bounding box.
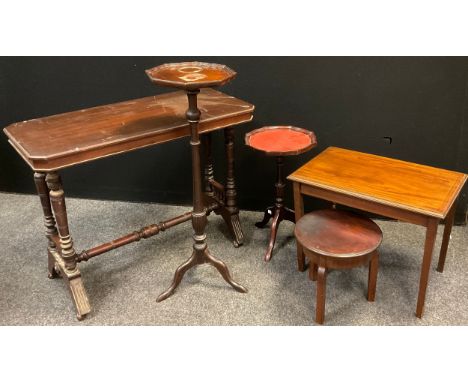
[245,126,317,156]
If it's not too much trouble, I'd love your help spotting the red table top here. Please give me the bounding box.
[245,126,317,156]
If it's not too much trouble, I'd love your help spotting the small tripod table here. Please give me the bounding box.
[245,126,317,261]
[146,62,247,301]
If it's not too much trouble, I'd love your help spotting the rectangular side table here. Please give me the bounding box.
[288,146,467,318]
[3,88,254,319]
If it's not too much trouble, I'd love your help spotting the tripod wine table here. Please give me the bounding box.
[245,126,317,261]
[146,62,248,302]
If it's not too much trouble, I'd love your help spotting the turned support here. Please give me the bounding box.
[77,211,193,262]
[187,90,208,253]
[156,87,246,302]
[275,156,285,209]
[145,62,247,302]
[256,156,295,262]
[33,172,59,278]
[224,127,238,215]
[203,133,214,198]
[201,125,244,247]
[45,172,77,272]
[44,171,90,320]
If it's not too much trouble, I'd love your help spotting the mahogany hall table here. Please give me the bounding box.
[3,87,254,320]
[288,146,467,319]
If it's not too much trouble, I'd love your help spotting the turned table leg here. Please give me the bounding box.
[222,126,244,247]
[46,172,91,320]
[202,128,244,247]
[202,133,215,199]
[416,218,439,318]
[33,172,59,279]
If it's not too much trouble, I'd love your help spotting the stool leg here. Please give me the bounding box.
[367,251,379,302]
[309,262,318,281]
[316,265,327,324]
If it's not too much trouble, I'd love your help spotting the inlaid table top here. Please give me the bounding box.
[3,88,254,171]
[288,146,467,219]
[146,62,236,90]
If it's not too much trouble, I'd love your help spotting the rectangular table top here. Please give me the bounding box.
[288,146,467,219]
[3,88,254,171]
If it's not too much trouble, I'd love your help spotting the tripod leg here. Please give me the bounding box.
[205,249,247,293]
[264,209,281,262]
[282,207,296,223]
[255,206,274,228]
[156,251,199,302]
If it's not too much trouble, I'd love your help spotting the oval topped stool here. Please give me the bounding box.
[294,209,383,324]
[245,126,317,261]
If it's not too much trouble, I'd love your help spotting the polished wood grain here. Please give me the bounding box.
[290,146,467,319]
[145,62,247,302]
[4,72,253,320]
[146,62,236,90]
[4,88,254,171]
[295,209,382,324]
[295,209,382,257]
[288,146,467,219]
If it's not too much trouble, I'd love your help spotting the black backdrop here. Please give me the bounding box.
[0,57,467,223]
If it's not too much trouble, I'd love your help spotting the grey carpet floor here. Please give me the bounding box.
[0,192,466,325]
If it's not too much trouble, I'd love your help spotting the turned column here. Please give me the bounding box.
[33,172,59,278]
[203,133,215,197]
[187,89,209,254]
[45,172,77,271]
[274,156,285,211]
[224,127,238,215]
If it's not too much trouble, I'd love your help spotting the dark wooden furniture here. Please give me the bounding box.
[288,146,467,319]
[146,62,247,302]
[295,209,382,324]
[245,126,317,261]
[3,70,254,320]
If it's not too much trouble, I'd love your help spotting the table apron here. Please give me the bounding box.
[299,183,433,227]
